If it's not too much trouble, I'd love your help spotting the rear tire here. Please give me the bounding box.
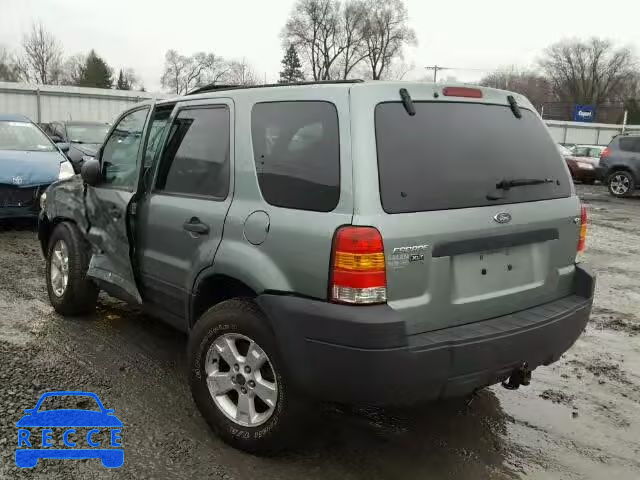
[188,298,304,454]
[45,222,98,316]
[607,170,635,197]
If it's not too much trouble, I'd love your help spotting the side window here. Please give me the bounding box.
[155,106,230,198]
[618,137,640,153]
[251,102,340,212]
[143,107,173,168]
[573,146,589,157]
[101,108,149,188]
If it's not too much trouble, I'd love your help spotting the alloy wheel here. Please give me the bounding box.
[205,333,278,427]
[50,239,69,297]
[610,174,630,195]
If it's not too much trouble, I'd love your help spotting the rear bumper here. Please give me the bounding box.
[257,265,595,406]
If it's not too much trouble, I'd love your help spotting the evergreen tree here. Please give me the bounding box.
[278,45,305,84]
[78,50,113,88]
[116,69,130,90]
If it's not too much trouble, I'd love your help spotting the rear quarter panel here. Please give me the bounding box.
[211,87,354,299]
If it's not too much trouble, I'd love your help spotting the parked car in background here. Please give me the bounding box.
[0,115,74,220]
[597,134,640,197]
[559,142,577,151]
[559,143,598,184]
[42,121,110,173]
[573,145,606,163]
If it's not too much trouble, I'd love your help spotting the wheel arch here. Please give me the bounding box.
[39,215,84,256]
[189,273,259,329]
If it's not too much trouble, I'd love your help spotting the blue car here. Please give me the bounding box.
[0,115,75,220]
[15,391,123,468]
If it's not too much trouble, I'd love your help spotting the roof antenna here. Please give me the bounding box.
[399,88,416,116]
[507,95,522,119]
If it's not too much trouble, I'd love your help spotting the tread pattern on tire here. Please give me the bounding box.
[188,298,304,454]
[46,221,99,316]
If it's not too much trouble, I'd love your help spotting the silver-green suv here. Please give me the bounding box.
[39,80,595,453]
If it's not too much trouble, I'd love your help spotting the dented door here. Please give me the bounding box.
[84,106,151,304]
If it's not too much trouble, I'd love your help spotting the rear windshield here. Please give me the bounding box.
[375,102,571,213]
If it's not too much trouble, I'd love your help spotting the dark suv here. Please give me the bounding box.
[42,121,110,173]
[38,81,594,453]
[597,134,640,197]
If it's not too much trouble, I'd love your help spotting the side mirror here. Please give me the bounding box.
[81,158,102,186]
[50,135,62,143]
[57,143,70,153]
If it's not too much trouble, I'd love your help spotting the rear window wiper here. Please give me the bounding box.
[487,178,557,200]
[495,178,556,190]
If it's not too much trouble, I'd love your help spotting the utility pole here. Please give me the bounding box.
[425,65,450,83]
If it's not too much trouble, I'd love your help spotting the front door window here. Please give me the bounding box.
[101,108,149,188]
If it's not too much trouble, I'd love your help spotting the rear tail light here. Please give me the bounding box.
[577,205,588,253]
[330,226,386,305]
[442,87,483,98]
[600,147,611,159]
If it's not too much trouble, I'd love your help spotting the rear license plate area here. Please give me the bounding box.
[452,245,540,301]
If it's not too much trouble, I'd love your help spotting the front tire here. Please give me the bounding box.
[188,298,303,454]
[607,170,635,197]
[46,222,99,316]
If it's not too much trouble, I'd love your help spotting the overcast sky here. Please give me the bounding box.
[1,0,639,91]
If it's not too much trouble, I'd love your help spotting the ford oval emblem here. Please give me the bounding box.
[494,212,512,224]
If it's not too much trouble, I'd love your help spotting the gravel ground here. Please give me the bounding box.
[0,184,639,479]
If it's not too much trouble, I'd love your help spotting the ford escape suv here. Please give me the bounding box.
[38,81,594,453]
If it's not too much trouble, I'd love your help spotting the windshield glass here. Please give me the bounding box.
[375,102,571,213]
[0,121,55,152]
[557,144,572,156]
[67,124,110,144]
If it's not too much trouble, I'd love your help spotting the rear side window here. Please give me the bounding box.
[251,101,340,211]
[155,106,230,198]
[618,137,640,153]
[375,102,572,213]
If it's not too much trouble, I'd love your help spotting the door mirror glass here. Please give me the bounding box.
[57,142,70,153]
[81,158,102,186]
[49,134,62,143]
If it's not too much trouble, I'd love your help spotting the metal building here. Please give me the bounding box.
[0,81,165,124]
[545,120,640,146]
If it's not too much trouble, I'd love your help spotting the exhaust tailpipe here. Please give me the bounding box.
[502,362,532,390]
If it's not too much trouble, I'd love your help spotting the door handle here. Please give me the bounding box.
[183,217,210,235]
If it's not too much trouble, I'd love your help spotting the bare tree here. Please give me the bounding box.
[161,49,228,94]
[61,53,86,86]
[20,21,63,84]
[338,0,368,79]
[480,66,553,108]
[284,0,341,80]
[360,0,416,80]
[539,38,637,108]
[226,58,260,85]
[0,46,19,82]
[284,0,373,81]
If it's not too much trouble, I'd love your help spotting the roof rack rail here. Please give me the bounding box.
[186,79,364,96]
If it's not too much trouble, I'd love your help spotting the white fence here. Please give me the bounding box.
[545,119,640,146]
[0,81,166,124]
